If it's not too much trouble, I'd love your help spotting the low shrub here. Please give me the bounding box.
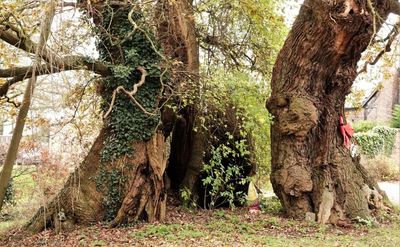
[1,179,15,208]
[354,126,398,157]
[391,104,400,128]
[201,141,250,209]
[353,120,378,133]
[31,149,69,198]
[363,155,399,181]
[260,196,282,214]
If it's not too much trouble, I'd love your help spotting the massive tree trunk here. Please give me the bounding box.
[26,3,168,232]
[156,0,205,194]
[156,0,255,206]
[267,0,396,224]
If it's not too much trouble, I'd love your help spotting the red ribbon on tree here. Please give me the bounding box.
[339,116,354,149]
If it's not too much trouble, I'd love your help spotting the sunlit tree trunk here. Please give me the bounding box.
[267,0,397,224]
[27,2,168,232]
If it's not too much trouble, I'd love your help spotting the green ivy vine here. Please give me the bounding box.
[92,6,164,221]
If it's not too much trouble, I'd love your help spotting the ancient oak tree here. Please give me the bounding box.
[25,2,169,231]
[267,0,400,224]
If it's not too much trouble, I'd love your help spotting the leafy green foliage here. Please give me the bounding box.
[195,0,287,76]
[171,70,271,208]
[355,216,377,228]
[96,169,126,221]
[179,188,197,209]
[131,224,206,241]
[391,104,400,128]
[202,140,250,209]
[260,196,282,214]
[93,7,164,220]
[353,120,377,133]
[2,179,14,206]
[204,71,272,180]
[354,126,398,157]
[97,8,162,163]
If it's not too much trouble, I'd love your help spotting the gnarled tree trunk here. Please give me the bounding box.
[26,2,168,232]
[156,0,205,194]
[267,0,396,224]
[156,0,256,206]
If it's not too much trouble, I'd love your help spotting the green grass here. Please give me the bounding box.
[12,166,36,202]
[0,166,36,235]
[128,212,400,247]
[131,223,206,242]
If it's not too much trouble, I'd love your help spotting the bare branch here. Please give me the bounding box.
[0,28,39,55]
[0,58,109,79]
[0,57,110,98]
[0,25,110,76]
[0,77,24,98]
[357,20,400,74]
[5,95,20,107]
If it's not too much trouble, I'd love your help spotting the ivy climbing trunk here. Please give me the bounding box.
[26,2,167,232]
[267,0,396,224]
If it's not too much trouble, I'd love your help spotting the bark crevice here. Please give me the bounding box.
[268,0,393,224]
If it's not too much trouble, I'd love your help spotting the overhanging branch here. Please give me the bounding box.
[0,57,110,79]
[0,28,38,55]
[357,20,400,74]
[0,26,110,76]
[0,57,110,97]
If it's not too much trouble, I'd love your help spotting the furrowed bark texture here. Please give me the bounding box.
[26,3,167,232]
[156,0,255,203]
[267,0,393,224]
[156,0,205,194]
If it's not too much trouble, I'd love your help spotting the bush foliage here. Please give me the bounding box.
[353,120,377,133]
[198,71,272,208]
[202,72,272,175]
[391,104,400,128]
[363,155,400,181]
[354,126,398,158]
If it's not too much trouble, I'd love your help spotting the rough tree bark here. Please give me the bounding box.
[156,0,205,194]
[267,0,399,224]
[26,2,168,232]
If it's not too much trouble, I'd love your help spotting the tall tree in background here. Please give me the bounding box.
[267,0,400,224]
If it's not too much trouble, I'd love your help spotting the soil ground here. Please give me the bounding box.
[1,199,399,247]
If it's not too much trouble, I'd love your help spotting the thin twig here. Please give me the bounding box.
[358,21,400,75]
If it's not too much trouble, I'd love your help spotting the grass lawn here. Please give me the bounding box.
[0,166,36,236]
[1,167,399,246]
[1,205,399,246]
